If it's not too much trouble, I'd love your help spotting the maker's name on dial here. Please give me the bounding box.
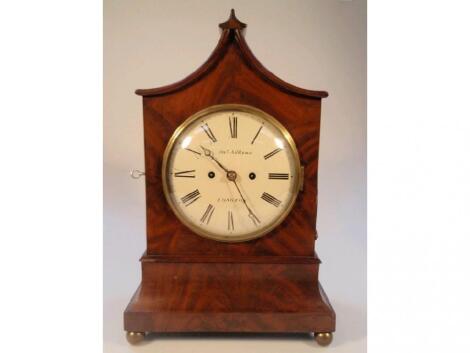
[218,149,253,155]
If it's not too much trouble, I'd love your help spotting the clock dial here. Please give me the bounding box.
[162,104,301,242]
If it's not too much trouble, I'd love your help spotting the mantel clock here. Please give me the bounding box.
[124,10,336,347]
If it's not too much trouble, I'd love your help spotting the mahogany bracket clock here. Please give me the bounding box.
[124,10,336,346]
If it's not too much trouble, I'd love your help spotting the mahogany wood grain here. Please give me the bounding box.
[139,29,323,257]
[124,262,335,333]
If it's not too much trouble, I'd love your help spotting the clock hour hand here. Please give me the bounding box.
[200,145,230,173]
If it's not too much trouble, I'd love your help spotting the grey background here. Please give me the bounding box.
[104,0,366,352]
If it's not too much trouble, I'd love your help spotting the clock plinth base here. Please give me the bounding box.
[124,255,335,334]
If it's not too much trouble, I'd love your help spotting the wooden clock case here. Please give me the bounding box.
[124,10,335,344]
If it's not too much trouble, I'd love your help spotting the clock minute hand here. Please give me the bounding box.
[200,145,230,173]
[232,179,261,226]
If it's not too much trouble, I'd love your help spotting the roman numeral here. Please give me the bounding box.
[229,115,237,138]
[268,173,289,180]
[174,170,196,178]
[185,148,201,156]
[201,123,217,142]
[261,192,281,207]
[264,148,282,160]
[180,189,201,206]
[228,210,235,231]
[251,125,263,144]
[200,204,215,224]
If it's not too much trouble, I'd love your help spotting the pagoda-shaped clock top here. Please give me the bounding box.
[135,9,327,98]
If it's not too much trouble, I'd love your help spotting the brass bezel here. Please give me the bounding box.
[161,104,302,243]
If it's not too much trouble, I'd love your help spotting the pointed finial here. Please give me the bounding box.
[219,9,247,31]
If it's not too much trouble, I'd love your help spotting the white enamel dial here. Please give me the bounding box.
[162,104,301,242]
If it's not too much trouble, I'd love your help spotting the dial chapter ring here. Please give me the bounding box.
[161,104,302,243]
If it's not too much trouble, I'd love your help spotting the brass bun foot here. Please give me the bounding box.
[126,331,146,345]
[314,332,333,346]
